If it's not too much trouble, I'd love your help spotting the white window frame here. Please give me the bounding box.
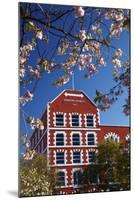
[54,131,66,146]
[56,169,67,188]
[86,132,97,146]
[56,133,65,146]
[54,149,67,166]
[71,132,81,146]
[104,132,120,143]
[84,113,96,128]
[69,113,82,127]
[53,112,66,127]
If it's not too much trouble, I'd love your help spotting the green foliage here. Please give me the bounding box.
[19,154,56,197]
[81,141,130,191]
[94,90,103,103]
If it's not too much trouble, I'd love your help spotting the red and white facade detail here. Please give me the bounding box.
[30,90,130,194]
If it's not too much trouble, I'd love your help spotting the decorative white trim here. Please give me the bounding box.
[50,90,97,108]
[47,103,50,128]
[49,163,91,167]
[53,112,66,127]
[48,127,101,131]
[54,149,67,165]
[104,132,120,143]
[47,103,50,165]
[97,108,100,125]
[64,92,84,98]
[48,145,97,148]
[69,112,81,127]
[85,132,97,146]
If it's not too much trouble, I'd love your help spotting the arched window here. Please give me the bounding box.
[87,133,95,145]
[56,133,64,146]
[72,133,80,145]
[104,132,120,143]
[56,171,65,186]
[73,170,82,186]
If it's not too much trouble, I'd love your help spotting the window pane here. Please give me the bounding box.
[56,171,65,186]
[88,152,95,163]
[56,114,64,126]
[86,116,94,127]
[73,152,81,163]
[72,115,79,127]
[88,134,95,145]
[73,171,82,186]
[56,133,64,146]
[72,134,80,145]
[56,152,64,164]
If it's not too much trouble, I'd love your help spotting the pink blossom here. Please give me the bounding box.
[79,30,87,42]
[112,58,121,68]
[24,90,33,100]
[87,64,97,73]
[115,48,123,57]
[99,57,106,65]
[19,68,25,78]
[36,30,43,40]
[110,23,123,37]
[74,6,85,17]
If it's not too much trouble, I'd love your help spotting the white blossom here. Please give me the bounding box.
[36,30,43,40]
[74,6,85,17]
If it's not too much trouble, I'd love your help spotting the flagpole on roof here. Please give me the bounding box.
[72,72,75,90]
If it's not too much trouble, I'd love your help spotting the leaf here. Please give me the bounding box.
[25,23,34,32]
[84,74,90,78]
[94,90,103,103]
[123,17,130,31]
[79,17,84,24]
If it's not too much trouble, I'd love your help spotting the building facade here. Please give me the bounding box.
[30,90,130,194]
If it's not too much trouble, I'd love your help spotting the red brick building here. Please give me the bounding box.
[30,90,130,194]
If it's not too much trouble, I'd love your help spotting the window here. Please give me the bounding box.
[88,152,95,163]
[56,114,64,126]
[72,115,79,127]
[56,152,64,164]
[56,171,65,186]
[73,152,81,163]
[104,132,120,143]
[86,115,94,127]
[72,134,80,145]
[73,170,82,186]
[56,133,64,146]
[87,133,95,145]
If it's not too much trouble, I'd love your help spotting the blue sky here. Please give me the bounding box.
[20,3,130,149]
